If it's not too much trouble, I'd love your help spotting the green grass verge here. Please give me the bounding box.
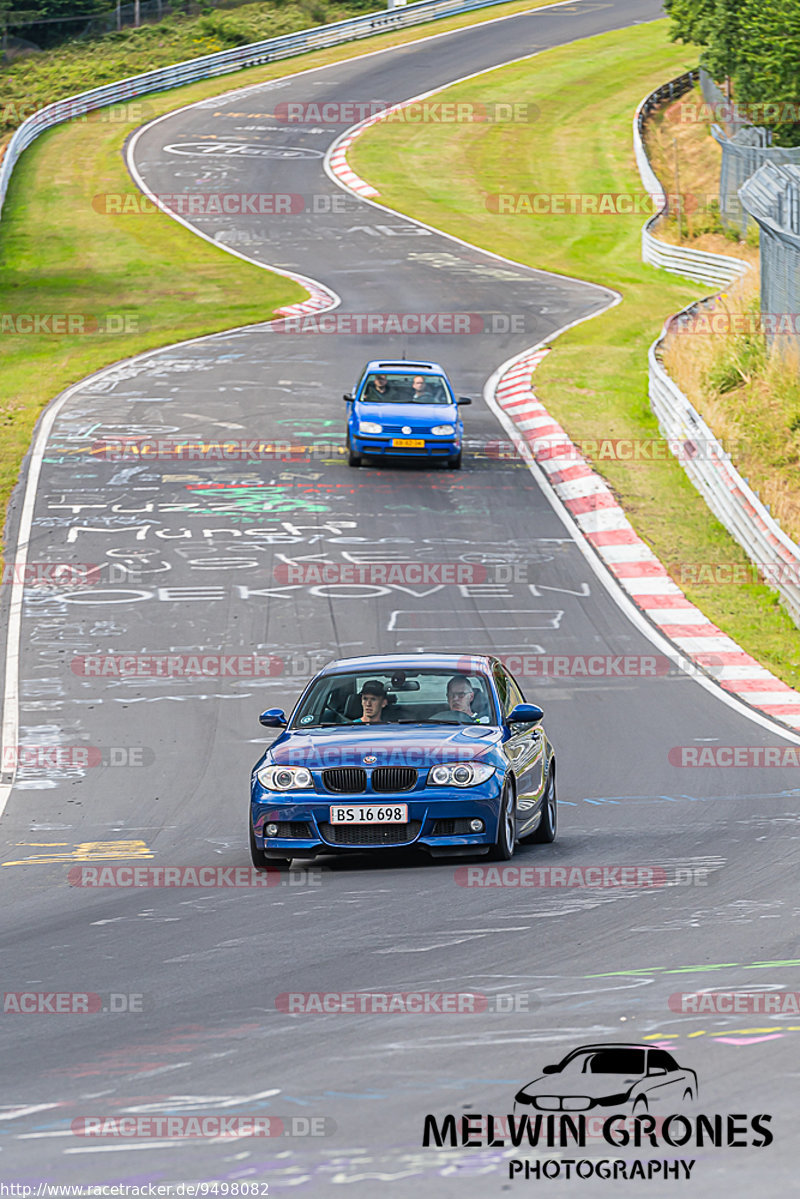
[350,18,800,689]
[0,0,554,525]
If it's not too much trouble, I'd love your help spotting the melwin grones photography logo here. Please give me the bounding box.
[421,1042,774,1183]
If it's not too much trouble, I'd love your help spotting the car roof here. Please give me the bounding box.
[317,652,496,676]
[361,360,447,376]
[561,1043,655,1055]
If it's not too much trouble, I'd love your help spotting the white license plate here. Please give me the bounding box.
[329,804,408,824]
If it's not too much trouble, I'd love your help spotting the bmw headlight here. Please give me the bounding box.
[431,424,455,435]
[359,421,383,435]
[256,765,313,791]
[427,761,496,787]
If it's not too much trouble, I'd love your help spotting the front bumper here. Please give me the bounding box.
[352,434,460,459]
[250,783,502,858]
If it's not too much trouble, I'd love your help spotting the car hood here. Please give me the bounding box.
[354,401,458,424]
[264,724,501,768]
[518,1071,641,1102]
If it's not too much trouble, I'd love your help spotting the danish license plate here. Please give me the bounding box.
[329,804,408,824]
[392,438,424,448]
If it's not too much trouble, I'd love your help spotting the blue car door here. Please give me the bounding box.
[495,665,545,833]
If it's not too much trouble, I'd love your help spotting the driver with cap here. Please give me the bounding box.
[354,679,388,724]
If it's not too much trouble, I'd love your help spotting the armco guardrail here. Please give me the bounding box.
[637,80,800,627]
[633,70,749,288]
[0,0,509,218]
[649,312,800,626]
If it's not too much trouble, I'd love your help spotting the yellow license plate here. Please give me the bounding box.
[392,438,425,448]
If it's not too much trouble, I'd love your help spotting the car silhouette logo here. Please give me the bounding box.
[363,754,378,764]
[514,1043,698,1117]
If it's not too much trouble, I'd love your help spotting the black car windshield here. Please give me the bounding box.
[358,373,453,405]
[290,669,497,729]
[572,1049,646,1075]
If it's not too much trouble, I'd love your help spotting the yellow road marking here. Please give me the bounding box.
[2,840,153,866]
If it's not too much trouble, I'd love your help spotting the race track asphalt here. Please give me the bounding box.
[1,1,797,1193]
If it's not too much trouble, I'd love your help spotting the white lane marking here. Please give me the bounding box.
[0,1103,62,1121]
[64,1142,184,1152]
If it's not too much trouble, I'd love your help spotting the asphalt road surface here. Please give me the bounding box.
[1,0,798,1194]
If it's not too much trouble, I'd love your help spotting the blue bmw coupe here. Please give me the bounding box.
[249,653,557,868]
[344,360,471,469]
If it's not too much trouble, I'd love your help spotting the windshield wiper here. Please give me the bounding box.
[292,721,349,728]
[394,718,461,725]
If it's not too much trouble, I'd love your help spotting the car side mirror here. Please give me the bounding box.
[648,1066,668,1076]
[458,396,472,405]
[259,708,287,728]
[508,703,544,725]
[542,1064,559,1074]
[343,393,354,402]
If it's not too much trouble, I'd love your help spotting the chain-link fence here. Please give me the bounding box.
[699,68,800,236]
[698,68,747,136]
[712,124,800,237]
[739,162,800,356]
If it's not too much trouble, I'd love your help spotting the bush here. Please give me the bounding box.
[704,326,767,394]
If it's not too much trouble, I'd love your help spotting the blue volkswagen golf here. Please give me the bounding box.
[344,360,471,469]
[249,653,557,869]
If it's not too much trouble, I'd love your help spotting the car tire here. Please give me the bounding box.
[489,782,516,860]
[632,1097,649,1117]
[249,823,291,872]
[530,765,557,844]
[446,452,462,470]
[347,435,362,468]
[683,1088,694,1103]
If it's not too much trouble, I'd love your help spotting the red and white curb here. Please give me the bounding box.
[328,124,382,199]
[496,349,800,731]
[275,278,338,317]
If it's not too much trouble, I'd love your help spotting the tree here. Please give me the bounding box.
[666,0,800,145]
